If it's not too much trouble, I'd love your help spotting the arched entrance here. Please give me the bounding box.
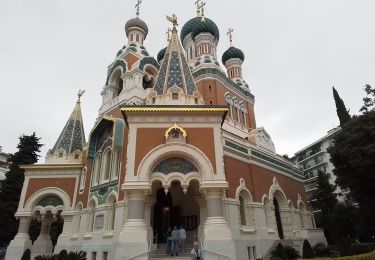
[151,180,201,244]
[273,198,284,239]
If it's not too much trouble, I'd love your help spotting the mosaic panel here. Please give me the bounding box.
[153,157,198,175]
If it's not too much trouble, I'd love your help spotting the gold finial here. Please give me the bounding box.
[198,1,206,21]
[166,14,178,30]
[77,90,85,103]
[227,28,234,47]
[166,28,172,42]
[135,0,142,18]
[194,0,202,17]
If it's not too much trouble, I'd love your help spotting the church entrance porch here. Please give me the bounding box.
[151,180,201,246]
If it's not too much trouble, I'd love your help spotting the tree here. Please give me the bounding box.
[0,133,42,246]
[329,86,375,241]
[333,86,351,125]
[310,171,337,213]
[360,84,375,114]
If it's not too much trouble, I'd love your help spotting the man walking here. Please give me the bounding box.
[179,226,186,252]
[170,226,180,256]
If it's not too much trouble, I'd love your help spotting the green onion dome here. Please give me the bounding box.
[157,47,167,63]
[222,46,245,65]
[125,18,149,38]
[180,17,220,42]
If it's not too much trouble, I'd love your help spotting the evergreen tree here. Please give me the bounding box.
[329,110,375,241]
[310,171,338,213]
[332,87,351,125]
[0,133,42,246]
[360,84,375,114]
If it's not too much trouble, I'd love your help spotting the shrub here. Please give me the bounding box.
[284,245,301,260]
[66,250,87,260]
[271,243,288,260]
[21,249,31,260]
[350,243,375,255]
[313,242,336,257]
[34,254,58,260]
[303,240,314,259]
[57,250,67,260]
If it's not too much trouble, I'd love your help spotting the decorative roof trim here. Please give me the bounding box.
[165,123,187,139]
[121,106,229,113]
[21,164,84,170]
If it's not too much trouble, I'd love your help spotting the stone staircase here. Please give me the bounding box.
[149,244,190,260]
[263,239,294,260]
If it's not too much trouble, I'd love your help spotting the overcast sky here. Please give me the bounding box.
[0,0,374,161]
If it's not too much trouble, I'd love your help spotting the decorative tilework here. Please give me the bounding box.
[181,53,196,95]
[167,52,184,90]
[153,157,198,175]
[106,60,127,85]
[154,53,169,95]
[139,57,160,71]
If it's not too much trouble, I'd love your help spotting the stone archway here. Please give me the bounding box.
[150,179,201,245]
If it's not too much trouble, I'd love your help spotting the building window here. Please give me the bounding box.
[239,196,246,225]
[130,34,134,42]
[102,149,112,181]
[102,252,108,260]
[93,154,102,185]
[172,93,179,100]
[152,97,156,104]
[79,168,87,192]
[92,252,97,260]
[59,153,63,157]
[209,85,212,91]
[136,34,139,42]
[190,46,193,60]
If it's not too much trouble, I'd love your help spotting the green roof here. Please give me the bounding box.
[180,17,220,42]
[222,47,245,65]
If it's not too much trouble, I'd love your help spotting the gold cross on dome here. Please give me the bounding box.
[198,1,206,21]
[77,90,85,102]
[166,14,178,29]
[135,0,142,17]
[227,28,234,46]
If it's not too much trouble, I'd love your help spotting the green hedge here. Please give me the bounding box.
[310,250,375,260]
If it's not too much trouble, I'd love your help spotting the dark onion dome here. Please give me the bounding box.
[180,17,220,42]
[157,47,167,63]
[222,46,245,65]
[125,18,149,38]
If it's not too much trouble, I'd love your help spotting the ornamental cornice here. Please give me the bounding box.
[21,164,84,170]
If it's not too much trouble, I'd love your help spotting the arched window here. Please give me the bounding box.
[136,34,139,42]
[102,149,112,181]
[87,200,96,232]
[93,154,101,185]
[239,196,246,225]
[79,168,86,192]
[117,77,123,96]
[130,34,134,42]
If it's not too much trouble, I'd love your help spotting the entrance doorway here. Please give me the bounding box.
[151,180,200,244]
[273,198,284,239]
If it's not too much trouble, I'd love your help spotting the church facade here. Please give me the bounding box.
[6,3,325,260]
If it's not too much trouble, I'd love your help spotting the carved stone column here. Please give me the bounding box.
[5,215,32,260]
[32,213,53,257]
[115,189,149,260]
[202,188,236,259]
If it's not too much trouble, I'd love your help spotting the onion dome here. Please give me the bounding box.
[157,47,167,63]
[222,46,245,65]
[125,18,149,38]
[180,17,220,42]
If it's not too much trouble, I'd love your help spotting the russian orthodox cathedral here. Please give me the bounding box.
[6,1,326,259]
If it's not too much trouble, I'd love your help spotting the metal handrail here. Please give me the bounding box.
[124,239,152,260]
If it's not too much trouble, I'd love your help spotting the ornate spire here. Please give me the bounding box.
[153,14,198,96]
[49,92,86,157]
